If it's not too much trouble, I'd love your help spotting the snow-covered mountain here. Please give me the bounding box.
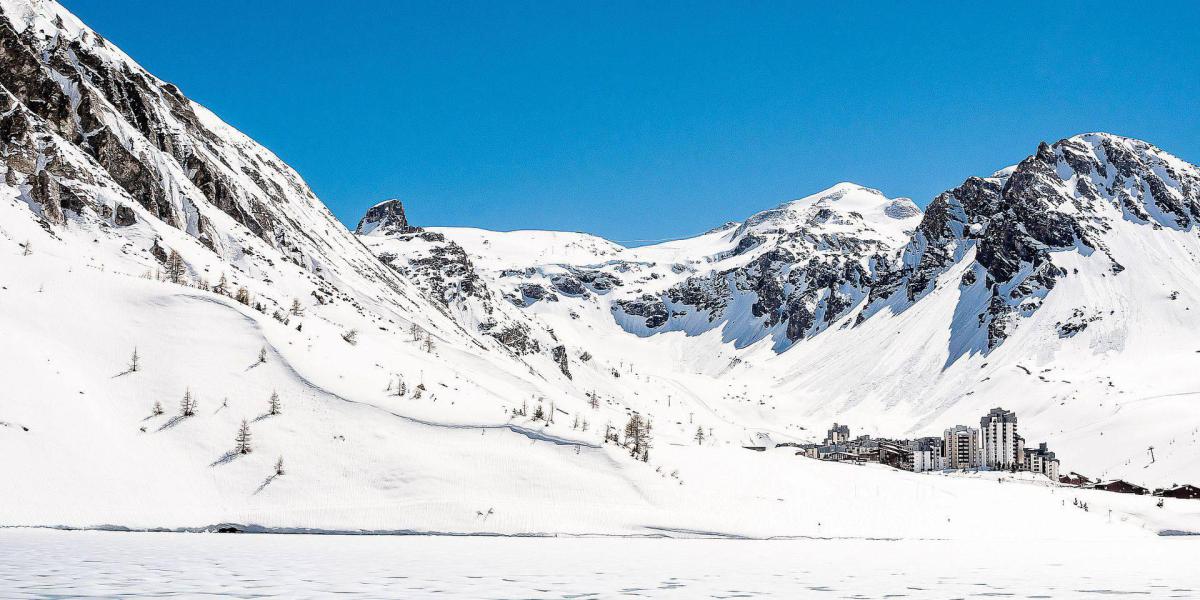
[3,0,1200,538]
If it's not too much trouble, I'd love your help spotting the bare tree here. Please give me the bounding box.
[409,322,423,341]
[421,333,436,353]
[274,455,285,476]
[214,273,229,296]
[624,413,653,461]
[587,390,599,410]
[235,419,253,454]
[268,390,281,416]
[396,377,407,397]
[21,240,31,256]
[129,347,140,373]
[342,328,359,345]
[289,298,304,317]
[694,426,705,446]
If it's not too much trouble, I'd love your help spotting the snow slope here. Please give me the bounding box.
[2,0,1200,540]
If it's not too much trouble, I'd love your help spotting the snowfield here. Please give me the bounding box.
[2,0,1200,558]
[3,529,1199,599]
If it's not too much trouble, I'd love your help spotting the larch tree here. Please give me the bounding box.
[151,400,163,416]
[165,250,185,284]
[129,347,140,373]
[235,419,253,454]
[180,388,197,417]
[268,390,281,415]
[289,298,304,317]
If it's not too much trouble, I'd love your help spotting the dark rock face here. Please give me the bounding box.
[551,345,571,379]
[614,295,670,329]
[551,275,586,297]
[618,203,904,344]
[0,6,366,277]
[354,199,412,235]
[864,133,1200,351]
[517,283,557,305]
[481,321,541,355]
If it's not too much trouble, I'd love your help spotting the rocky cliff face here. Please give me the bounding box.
[0,0,424,310]
[355,199,412,236]
[610,184,923,349]
[863,133,1200,351]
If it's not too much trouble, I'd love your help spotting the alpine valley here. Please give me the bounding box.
[2,0,1199,542]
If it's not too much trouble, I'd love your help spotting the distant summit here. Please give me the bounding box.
[355,199,413,236]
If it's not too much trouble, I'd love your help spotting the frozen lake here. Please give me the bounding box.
[1,528,1198,598]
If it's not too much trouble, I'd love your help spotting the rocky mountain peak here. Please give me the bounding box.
[355,199,412,236]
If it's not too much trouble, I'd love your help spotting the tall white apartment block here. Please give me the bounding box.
[911,437,945,472]
[943,425,980,469]
[980,407,1019,469]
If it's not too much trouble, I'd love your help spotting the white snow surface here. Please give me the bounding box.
[3,529,1199,598]
[1,0,1200,542]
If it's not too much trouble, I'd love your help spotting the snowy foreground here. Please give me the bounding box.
[2,529,1198,599]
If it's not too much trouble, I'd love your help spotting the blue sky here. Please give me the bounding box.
[66,1,1200,244]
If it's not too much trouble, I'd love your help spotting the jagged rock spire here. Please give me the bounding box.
[355,199,412,235]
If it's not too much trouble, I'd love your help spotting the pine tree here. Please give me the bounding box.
[258,347,268,364]
[532,403,545,421]
[180,388,197,417]
[235,286,251,305]
[274,455,285,476]
[694,426,705,446]
[165,250,185,284]
[396,378,407,397]
[129,347,140,373]
[235,419,253,454]
[588,390,599,410]
[214,273,229,296]
[151,400,163,416]
[268,390,281,415]
[289,298,304,317]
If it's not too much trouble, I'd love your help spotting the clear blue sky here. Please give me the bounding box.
[65,1,1200,244]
